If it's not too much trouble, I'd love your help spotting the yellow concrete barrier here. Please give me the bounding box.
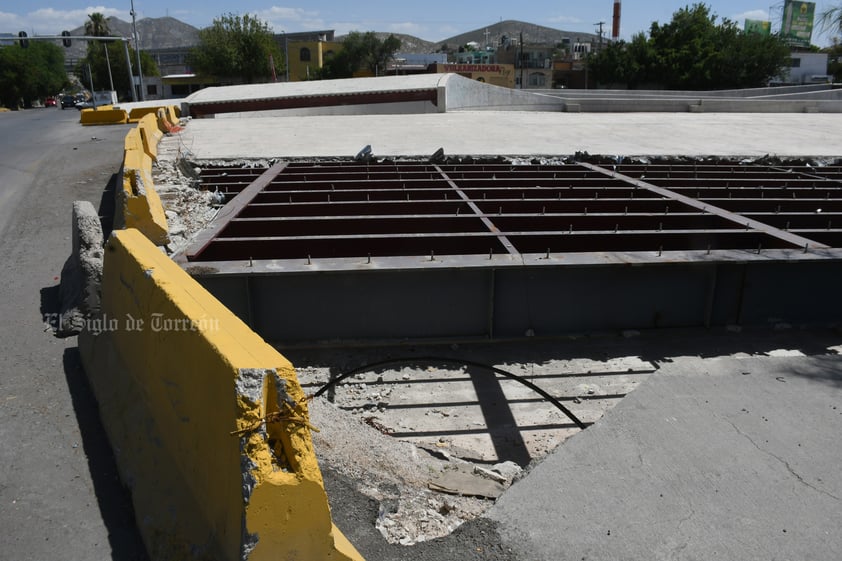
[138,113,163,160]
[117,127,169,245]
[128,104,181,125]
[78,229,363,561]
[79,106,128,125]
[128,106,162,123]
[167,104,181,123]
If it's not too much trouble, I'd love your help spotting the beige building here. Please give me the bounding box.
[287,39,343,81]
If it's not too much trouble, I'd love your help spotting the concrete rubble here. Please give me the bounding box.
[57,200,104,336]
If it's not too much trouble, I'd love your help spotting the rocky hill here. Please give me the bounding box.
[339,20,601,54]
[65,16,199,60]
[61,16,599,59]
[336,31,437,54]
[436,20,600,51]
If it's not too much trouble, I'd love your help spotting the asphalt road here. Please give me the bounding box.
[0,108,147,560]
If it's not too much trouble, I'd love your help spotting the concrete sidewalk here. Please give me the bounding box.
[487,351,842,561]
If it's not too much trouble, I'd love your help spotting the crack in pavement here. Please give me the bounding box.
[724,417,841,502]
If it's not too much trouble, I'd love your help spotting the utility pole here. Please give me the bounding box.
[130,0,145,101]
[594,21,605,51]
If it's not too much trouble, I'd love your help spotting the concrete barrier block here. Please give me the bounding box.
[118,147,169,245]
[167,104,181,122]
[128,106,162,123]
[78,229,362,561]
[138,113,163,159]
[124,127,144,152]
[120,165,170,246]
[80,107,128,125]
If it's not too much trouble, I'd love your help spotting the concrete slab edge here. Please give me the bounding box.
[78,228,363,561]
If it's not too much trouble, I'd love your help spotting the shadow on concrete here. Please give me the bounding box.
[98,171,118,239]
[61,347,149,561]
[777,353,842,390]
[285,326,842,466]
[39,284,60,330]
[286,326,842,385]
[466,364,530,467]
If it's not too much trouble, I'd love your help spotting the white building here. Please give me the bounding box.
[783,52,830,84]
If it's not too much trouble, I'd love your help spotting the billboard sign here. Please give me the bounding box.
[744,19,772,36]
[781,1,816,47]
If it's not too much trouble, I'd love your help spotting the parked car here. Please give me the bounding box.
[44,96,56,107]
[75,100,95,110]
[60,95,76,109]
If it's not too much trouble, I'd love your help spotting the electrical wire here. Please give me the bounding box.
[313,355,587,430]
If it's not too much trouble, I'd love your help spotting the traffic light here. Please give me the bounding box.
[18,31,28,48]
[61,30,71,48]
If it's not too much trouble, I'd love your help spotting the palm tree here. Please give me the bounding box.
[819,5,842,35]
[85,13,111,37]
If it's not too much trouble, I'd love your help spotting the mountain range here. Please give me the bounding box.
[64,16,600,57]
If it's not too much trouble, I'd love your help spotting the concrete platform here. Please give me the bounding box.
[487,350,842,561]
[174,111,842,160]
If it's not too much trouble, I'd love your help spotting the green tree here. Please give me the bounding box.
[75,43,158,101]
[0,42,68,109]
[188,13,282,83]
[319,32,401,79]
[589,3,789,89]
[825,40,842,81]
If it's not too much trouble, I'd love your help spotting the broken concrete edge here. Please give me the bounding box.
[118,124,170,245]
[80,106,129,126]
[78,228,363,561]
[57,200,104,336]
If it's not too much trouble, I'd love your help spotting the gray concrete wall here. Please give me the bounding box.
[441,74,565,112]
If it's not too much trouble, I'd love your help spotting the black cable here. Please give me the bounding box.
[313,356,587,430]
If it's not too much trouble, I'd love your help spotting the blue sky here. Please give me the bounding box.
[2,1,839,45]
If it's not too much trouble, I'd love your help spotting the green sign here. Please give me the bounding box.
[744,19,772,36]
[782,0,815,47]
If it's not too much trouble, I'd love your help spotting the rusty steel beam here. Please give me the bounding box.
[435,165,520,257]
[184,161,288,261]
[579,162,830,250]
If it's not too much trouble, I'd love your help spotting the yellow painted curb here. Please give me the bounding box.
[78,229,363,561]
